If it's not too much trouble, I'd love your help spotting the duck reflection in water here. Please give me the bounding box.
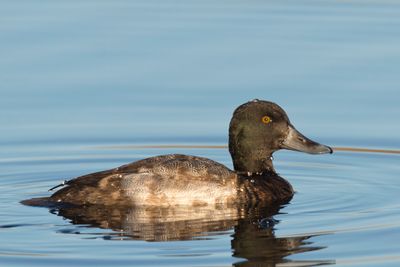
[46,200,334,266]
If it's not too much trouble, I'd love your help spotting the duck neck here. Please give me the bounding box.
[230,148,275,174]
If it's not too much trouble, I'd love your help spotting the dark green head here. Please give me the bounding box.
[229,99,332,173]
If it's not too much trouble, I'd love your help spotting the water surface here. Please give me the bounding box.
[1,0,400,266]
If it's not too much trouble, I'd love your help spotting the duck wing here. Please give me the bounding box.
[49,154,235,206]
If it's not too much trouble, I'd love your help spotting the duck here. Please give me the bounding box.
[47,100,332,207]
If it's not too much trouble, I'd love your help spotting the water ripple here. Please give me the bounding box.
[2,144,400,267]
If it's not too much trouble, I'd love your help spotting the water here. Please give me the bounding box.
[1,0,400,266]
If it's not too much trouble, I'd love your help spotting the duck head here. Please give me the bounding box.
[229,100,332,173]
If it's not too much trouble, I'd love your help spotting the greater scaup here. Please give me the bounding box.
[31,100,332,207]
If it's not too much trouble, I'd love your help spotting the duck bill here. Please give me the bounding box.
[281,124,333,154]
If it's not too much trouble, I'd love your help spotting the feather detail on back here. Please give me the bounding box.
[49,154,238,206]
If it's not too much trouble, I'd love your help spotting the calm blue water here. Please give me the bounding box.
[1,0,400,266]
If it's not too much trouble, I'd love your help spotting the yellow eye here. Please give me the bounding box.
[261,116,272,124]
